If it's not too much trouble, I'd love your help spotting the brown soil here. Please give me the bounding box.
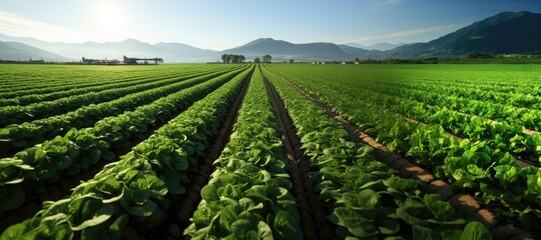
[0,160,108,232]
[522,128,538,135]
[403,116,419,124]
[276,76,536,239]
[263,73,332,240]
[147,71,253,240]
[0,76,238,232]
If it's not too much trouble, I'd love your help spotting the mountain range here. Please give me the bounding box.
[0,34,219,62]
[1,11,540,62]
[0,41,71,61]
[384,11,541,58]
[345,42,406,51]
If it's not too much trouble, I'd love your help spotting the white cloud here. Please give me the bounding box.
[0,10,86,42]
[346,23,466,43]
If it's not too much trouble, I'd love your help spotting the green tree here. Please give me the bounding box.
[262,54,272,63]
[231,55,239,63]
[288,59,294,64]
[254,57,261,63]
[222,54,245,63]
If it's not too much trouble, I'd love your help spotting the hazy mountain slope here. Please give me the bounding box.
[0,34,219,62]
[50,39,219,62]
[0,41,71,61]
[367,42,406,51]
[222,38,353,61]
[338,45,384,59]
[345,42,405,51]
[386,11,541,58]
[1,11,540,62]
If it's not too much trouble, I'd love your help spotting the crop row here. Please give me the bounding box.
[0,67,248,216]
[273,69,541,165]
[0,67,252,239]
[352,76,541,132]
[0,68,157,97]
[0,69,179,103]
[392,78,541,110]
[185,69,302,239]
[267,65,541,132]
[261,68,490,239]
[385,71,541,101]
[0,66,228,107]
[264,65,541,232]
[0,67,242,156]
[354,65,541,96]
[0,65,211,97]
[0,67,241,127]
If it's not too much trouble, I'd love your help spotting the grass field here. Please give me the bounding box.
[1,63,539,239]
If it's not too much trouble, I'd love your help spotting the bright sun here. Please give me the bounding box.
[91,1,130,41]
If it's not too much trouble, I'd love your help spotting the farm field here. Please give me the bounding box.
[0,63,539,239]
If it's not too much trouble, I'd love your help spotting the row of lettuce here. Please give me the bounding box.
[0,67,252,239]
[342,74,541,162]
[184,69,303,239]
[0,65,242,127]
[288,70,541,165]
[0,64,217,98]
[265,64,541,232]
[261,67,490,239]
[0,69,185,107]
[0,67,248,217]
[381,74,541,111]
[0,66,242,157]
[0,65,492,239]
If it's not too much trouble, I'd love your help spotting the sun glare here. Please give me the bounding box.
[91,0,130,41]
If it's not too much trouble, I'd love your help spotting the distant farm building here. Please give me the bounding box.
[123,56,163,64]
[82,57,120,65]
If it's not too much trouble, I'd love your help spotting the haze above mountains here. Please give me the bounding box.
[1,11,540,62]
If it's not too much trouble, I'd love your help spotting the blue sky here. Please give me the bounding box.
[0,0,540,50]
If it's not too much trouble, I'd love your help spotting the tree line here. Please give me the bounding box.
[221,54,272,63]
[254,54,272,63]
[221,54,246,63]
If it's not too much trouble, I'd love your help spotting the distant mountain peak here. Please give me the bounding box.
[0,40,72,61]
[386,11,541,58]
[247,38,276,43]
[223,38,353,61]
[120,38,147,44]
[1,11,540,62]
[344,42,406,51]
[0,34,220,62]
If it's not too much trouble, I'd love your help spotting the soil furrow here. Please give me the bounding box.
[147,70,253,240]
[0,76,234,231]
[0,125,161,232]
[276,76,536,239]
[0,161,107,231]
[262,72,333,240]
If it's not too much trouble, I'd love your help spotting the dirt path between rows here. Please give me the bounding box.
[0,74,245,232]
[147,70,253,240]
[0,115,162,232]
[0,160,109,232]
[263,72,333,240]
[276,75,535,240]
